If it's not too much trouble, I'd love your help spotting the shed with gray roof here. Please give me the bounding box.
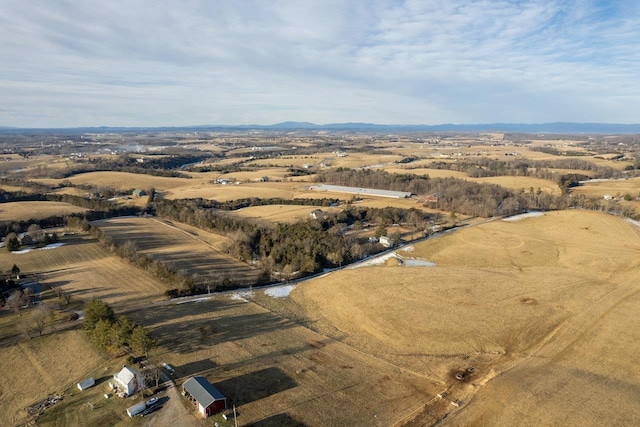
[310,184,412,199]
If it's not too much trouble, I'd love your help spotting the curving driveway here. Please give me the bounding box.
[142,375,204,427]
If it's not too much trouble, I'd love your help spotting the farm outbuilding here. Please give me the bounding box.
[126,401,147,417]
[310,184,412,199]
[310,209,328,220]
[77,377,95,391]
[379,236,392,247]
[183,376,227,418]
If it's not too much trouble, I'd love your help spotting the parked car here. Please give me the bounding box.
[145,397,159,407]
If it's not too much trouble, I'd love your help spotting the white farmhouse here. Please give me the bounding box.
[379,236,392,248]
[113,366,143,397]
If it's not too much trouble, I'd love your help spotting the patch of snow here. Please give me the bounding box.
[264,285,296,298]
[75,310,85,321]
[579,178,627,184]
[176,296,212,304]
[350,252,399,268]
[403,259,436,267]
[503,211,544,222]
[12,248,34,254]
[626,218,640,228]
[230,290,254,301]
[41,243,65,250]
[401,245,414,253]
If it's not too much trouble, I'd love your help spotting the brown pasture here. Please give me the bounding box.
[570,177,640,213]
[209,167,291,182]
[0,330,109,427]
[384,166,562,194]
[571,177,640,198]
[9,209,637,426]
[286,210,640,425]
[0,233,168,308]
[130,294,437,427]
[163,181,310,201]
[231,204,341,223]
[36,171,192,192]
[93,217,262,286]
[0,201,87,221]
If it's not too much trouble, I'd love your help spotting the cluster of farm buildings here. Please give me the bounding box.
[76,364,228,419]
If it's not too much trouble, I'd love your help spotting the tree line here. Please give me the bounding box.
[406,157,621,180]
[153,196,437,283]
[317,168,554,217]
[84,299,157,356]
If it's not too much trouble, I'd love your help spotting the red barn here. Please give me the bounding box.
[183,376,227,417]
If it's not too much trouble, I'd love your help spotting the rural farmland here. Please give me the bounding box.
[0,128,638,427]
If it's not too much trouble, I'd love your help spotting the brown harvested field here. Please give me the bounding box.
[0,233,168,308]
[587,155,633,171]
[248,152,404,169]
[131,294,437,427]
[231,204,341,223]
[0,156,53,173]
[0,183,35,193]
[0,201,87,221]
[0,330,109,426]
[348,196,443,213]
[282,210,640,425]
[181,142,226,153]
[384,166,468,179]
[93,217,262,286]
[384,166,562,194]
[36,171,193,192]
[108,209,640,426]
[209,167,291,182]
[470,175,561,194]
[330,153,403,168]
[571,177,640,198]
[164,181,311,201]
[247,156,325,168]
[570,177,640,214]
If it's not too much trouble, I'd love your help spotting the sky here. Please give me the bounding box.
[1,0,639,127]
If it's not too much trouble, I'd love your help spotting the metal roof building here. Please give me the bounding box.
[310,184,412,199]
[183,376,227,418]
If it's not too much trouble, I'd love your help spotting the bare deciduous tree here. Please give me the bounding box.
[7,289,27,316]
[27,224,44,242]
[31,303,52,337]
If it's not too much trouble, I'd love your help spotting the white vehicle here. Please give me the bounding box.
[146,397,159,407]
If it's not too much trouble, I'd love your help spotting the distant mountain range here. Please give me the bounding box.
[2,122,640,134]
[267,122,640,133]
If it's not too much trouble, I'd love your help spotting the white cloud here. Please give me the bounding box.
[0,0,639,126]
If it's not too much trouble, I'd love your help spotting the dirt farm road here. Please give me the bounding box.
[143,377,204,427]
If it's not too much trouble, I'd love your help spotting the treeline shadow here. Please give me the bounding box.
[215,367,298,406]
[247,413,307,427]
[131,299,299,354]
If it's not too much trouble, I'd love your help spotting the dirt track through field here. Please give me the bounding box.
[143,380,203,427]
[149,217,224,254]
[535,269,640,362]
[18,343,55,387]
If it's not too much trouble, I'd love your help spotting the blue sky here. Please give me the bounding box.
[1,0,639,127]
